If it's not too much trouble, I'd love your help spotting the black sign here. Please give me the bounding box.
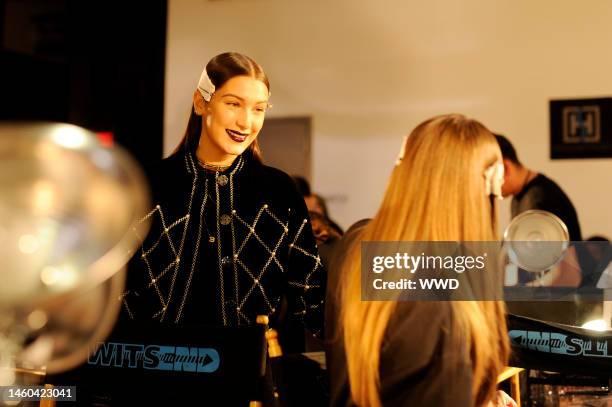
[508,314,612,376]
[48,322,268,405]
[550,97,612,159]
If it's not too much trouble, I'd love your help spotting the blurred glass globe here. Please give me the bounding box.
[0,122,150,381]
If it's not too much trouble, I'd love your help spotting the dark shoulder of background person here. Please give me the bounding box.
[517,173,582,241]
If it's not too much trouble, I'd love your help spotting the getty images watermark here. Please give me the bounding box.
[360,241,608,301]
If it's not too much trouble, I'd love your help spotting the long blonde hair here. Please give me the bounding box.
[341,114,509,407]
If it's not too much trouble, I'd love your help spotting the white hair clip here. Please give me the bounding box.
[395,135,409,166]
[197,68,215,102]
[484,162,504,199]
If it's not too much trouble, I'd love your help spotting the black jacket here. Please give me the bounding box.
[325,223,473,407]
[512,173,582,241]
[120,151,324,334]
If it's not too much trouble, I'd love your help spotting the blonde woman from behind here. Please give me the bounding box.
[328,114,511,407]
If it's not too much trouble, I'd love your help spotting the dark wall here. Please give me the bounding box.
[0,0,167,173]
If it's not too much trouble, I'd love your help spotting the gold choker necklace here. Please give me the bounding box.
[197,159,231,172]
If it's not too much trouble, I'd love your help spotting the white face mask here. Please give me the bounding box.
[484,162,504,199]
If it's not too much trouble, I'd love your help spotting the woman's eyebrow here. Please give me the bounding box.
[221,93,268,104]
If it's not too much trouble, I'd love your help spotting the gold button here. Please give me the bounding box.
[220,214,231,225]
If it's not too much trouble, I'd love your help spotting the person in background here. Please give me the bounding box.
[293,174,312,197]
[495,134,585,287]
[327,114,512,407]
[293,175,344,236]
[583,235,612,288]
[494,134,582,242]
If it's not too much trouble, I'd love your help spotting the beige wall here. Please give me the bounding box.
[165,0,612,237]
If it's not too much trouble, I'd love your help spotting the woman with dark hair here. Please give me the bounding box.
[121,52,323,333]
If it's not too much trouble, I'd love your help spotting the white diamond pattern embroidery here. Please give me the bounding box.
[124,153,322,332]
[128,155,199,322]
[233,208,322,324]
[141,205,191,320]
[232,206,288,323]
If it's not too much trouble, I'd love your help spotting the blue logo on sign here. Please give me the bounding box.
[88,342,220,373]
[509,330,611,358]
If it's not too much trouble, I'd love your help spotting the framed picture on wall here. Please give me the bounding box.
[550,97,612,159]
